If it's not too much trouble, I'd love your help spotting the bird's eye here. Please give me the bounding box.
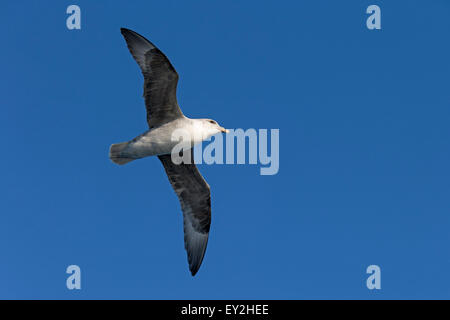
[209,120,215,124]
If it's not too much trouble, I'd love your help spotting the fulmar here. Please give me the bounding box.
[109,28,228,276]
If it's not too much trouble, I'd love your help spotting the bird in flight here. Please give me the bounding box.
[109,28,228,276]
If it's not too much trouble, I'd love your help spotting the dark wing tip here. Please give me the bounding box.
[189,245,207,276]
[189,255,204,276]
[120,27,154,46]
[120,27,135,39]
[120,27,135,35]
[190,268,199,276]
[185,230,209,277]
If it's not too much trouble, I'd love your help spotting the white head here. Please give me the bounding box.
[199,119,229,137]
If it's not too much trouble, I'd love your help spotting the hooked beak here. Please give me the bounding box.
[220,127,229,133]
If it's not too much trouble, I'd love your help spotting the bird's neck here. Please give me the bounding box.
[188,119,213,142]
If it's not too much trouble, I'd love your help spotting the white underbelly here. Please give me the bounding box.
[126,133,176,157]
[123,119,210,159]
[125,130,204,158]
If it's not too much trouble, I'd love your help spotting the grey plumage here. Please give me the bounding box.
[159,150,211,276]
[120,28,184,129]
[109,141,132,165]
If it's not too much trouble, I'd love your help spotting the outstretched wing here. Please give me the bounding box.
[158,151,211,276]
[120,28,184,128]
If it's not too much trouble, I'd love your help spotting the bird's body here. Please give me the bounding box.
[109,28,227,276]
[110,117,221,164]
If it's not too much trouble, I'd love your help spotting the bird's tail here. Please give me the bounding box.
[109,142,134,165]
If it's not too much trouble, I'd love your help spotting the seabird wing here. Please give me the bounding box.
[120,28,184,128]
[158,150,211,276]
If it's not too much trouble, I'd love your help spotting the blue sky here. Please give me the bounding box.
[0,0,449,299]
